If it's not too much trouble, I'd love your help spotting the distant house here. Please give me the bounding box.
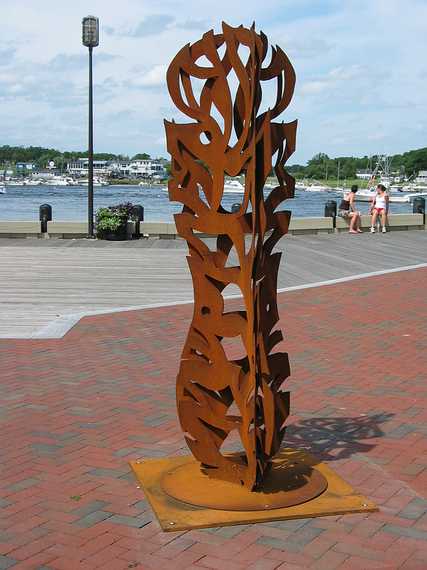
[15,162,36,172]
[66,157,166,179]
[129,159,166,179]
[67,158,111,176]
[110,159,167,179]
[356,169,372,180]
[416,170,427,183]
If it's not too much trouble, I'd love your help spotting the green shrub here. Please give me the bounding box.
[96,207,125,232]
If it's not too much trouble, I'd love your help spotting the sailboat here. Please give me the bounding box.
[345,155,417,203]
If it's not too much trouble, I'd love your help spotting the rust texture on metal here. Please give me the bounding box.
[164,22,298,491]
[161,451,328,511]
[129,451,378,532]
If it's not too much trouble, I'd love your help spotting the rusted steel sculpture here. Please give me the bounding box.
[165,23,297,492]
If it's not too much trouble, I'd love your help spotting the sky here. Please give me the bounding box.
[1,0,426,164]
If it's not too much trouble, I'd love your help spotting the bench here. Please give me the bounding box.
[335,213,424,232]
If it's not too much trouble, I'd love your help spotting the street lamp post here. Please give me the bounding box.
[82,16,99,238]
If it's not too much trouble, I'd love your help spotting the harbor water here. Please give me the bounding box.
[0,184,414,222]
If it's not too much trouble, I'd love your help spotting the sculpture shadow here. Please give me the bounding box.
[284,413,394,462]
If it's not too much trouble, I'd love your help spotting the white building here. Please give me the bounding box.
[128,159,166,179]
[356,170,372,180]
[67,158,111,176]
[67,157,167,179]
[415,170,427,184]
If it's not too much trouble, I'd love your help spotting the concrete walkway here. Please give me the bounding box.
[1,231,426,338]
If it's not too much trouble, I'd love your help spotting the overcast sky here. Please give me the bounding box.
[1,0,426,164]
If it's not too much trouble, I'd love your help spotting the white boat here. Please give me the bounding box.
[46,176,71,186]
[76,177,109,187]
[264,182,276,190]
[224,179,244,193]
[5,179,25,186]
[305,183,333,192]
[401,183,427,193]
[0,185,6,194]
[345,188,412,204]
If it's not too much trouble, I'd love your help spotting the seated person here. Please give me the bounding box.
[370,184,389,233]
[338,185,362,233]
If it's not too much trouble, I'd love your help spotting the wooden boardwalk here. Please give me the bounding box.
[1,230,426,338]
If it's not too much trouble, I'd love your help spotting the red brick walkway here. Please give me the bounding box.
[1,268,426,569]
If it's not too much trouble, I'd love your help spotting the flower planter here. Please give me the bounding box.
[97,225,128,241]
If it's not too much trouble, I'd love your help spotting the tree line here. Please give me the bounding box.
[287,147,427,179]
[0,146,152,168]
[0,144,426,179]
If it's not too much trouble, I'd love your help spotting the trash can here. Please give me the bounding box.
[132,205,145,239]
[413,196,425,214]
[39,204,52,234]
[324,200,337,228]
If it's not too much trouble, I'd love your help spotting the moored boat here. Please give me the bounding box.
[343,188,415,204]
[224,179,244,193]
[305,183,333,192]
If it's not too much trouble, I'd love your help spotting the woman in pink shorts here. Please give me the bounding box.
[370,184,389,233]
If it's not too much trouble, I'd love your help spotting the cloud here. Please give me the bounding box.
[49,52,118,71]
[300,65,365,96]
[175,19,208,31]
[0,0,426,161]
[105,15,207,38]
[107,14,175,38]
[0,44,16,62]
[286,37,334,58]
[131,64,167,88]
[132,14,174,37]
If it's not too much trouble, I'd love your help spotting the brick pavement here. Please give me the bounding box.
[0,268,426,569]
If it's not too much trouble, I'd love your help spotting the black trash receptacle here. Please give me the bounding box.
[132,205,145,238]
[413,196,425,214]
[324,200,337,227]
[39,204,52,234]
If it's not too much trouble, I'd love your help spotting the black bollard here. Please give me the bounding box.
[39,204,52,234]
[413,196,425,214]
[132,204,145,239]
[413,196,425,225]
[324,200,337,228]
[231,203,241,213]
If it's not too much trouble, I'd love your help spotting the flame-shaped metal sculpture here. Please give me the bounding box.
[165,22,297,492]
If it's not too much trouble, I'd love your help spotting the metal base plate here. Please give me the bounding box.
[130,448,377,532]
[161,450,328,511]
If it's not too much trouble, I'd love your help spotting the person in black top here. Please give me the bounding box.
[338,185,362,233]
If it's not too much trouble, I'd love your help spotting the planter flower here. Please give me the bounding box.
[96,202,134,240]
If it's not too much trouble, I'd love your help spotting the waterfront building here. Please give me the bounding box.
[356,169,372,180]
[67,158,111,177]
[16,162,36,172]
[109,159,167,179]
[415,170,427,183]
[66,157,166,179]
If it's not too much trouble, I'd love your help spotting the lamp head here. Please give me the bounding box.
[82,16,99,47]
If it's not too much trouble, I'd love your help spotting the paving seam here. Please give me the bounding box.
[4,261,427,340]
